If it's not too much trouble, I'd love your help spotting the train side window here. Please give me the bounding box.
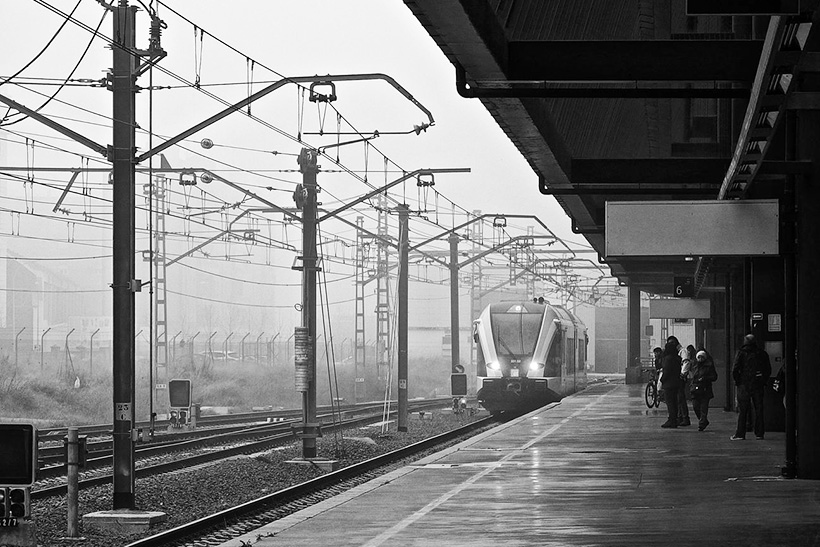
[545,330,562,377]
[578,338,584,371]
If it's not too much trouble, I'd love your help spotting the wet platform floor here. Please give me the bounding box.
[217,382,820,546]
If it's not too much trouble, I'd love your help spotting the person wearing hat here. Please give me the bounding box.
[690,348,718,431]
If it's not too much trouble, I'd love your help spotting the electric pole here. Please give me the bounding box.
[397,204,409,432]
[448,232,461,376]
[111,0,138,510]
[354,216,367,403]
[296,148,320,458]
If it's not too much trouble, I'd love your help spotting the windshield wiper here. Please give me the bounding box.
[497,336,516,356]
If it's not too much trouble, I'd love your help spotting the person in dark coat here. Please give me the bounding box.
[666,336,692,426]
[731,334,772,440]
[659,340,682,429]
[691,349,718,431]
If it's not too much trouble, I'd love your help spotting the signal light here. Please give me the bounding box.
[168,379,193,429]
[1,487,31,520]
[451,373,467,396]
[168,379,192,408]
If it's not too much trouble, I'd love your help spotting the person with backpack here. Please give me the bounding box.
[730,334,772,440]
[691,348,718,431]
[659,340,683,429]
[666,336,692,426]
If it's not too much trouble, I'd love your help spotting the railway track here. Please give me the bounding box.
[32,399,451,499]
[36,399,447,468]
[123,414,497,547]
[36,400,405,447]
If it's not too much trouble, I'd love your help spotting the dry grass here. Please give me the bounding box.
[0,351,453,426]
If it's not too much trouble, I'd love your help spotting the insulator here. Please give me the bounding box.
[149,17,167,51]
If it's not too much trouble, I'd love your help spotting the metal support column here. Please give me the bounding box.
[626,284,641,379]
[397,204,409,432]
[448,233,461,374]
[354,216,367,403]
[796,109,820,478]
[297,148,319,458]
[470,211,483,367]
[526,226,536,297]
[783,111,797,478]
[111,0,137,510]
[151,174,169,434]
[375,194,390,387]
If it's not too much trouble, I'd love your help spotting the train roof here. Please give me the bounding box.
[486,301,546,314]
[483,301,586,329]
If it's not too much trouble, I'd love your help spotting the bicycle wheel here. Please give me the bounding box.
[645,382,657,408]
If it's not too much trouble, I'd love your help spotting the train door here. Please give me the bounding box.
[545,331,561,371]
[577,334,586,387]
[473,322,486,377]
[568,335,576,391]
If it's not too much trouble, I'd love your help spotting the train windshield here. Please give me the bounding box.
[491,311,543,356]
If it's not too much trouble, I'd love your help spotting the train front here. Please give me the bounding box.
[474,302,561,414]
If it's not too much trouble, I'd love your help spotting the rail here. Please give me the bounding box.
[123,414,496,547]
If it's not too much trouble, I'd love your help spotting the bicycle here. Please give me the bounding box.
[644,368,664,408]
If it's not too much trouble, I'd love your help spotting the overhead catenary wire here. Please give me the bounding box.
[166,287,374,309]
[1,0,610,323]
[2,1,109,128]
[0,0,83,115]
[14,2,461,234]
[316,225,346,457]
[3,83,464,253]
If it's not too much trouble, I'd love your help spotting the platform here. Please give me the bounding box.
[217,382,820,546]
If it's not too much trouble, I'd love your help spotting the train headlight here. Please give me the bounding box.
[487,361,500,371]
[529,361,544,371]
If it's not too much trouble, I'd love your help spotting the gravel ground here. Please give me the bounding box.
[31,408,487,547]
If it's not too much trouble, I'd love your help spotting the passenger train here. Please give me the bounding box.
[473,300,588,414]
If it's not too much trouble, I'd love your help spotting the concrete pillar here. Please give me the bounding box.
[625,284,642,384]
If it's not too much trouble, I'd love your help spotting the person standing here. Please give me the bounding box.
[731,334,772,440]
[691,349,718,431]
[667,336,691,426]
[660,340,683,429]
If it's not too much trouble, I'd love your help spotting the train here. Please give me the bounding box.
[473,300,588,414]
